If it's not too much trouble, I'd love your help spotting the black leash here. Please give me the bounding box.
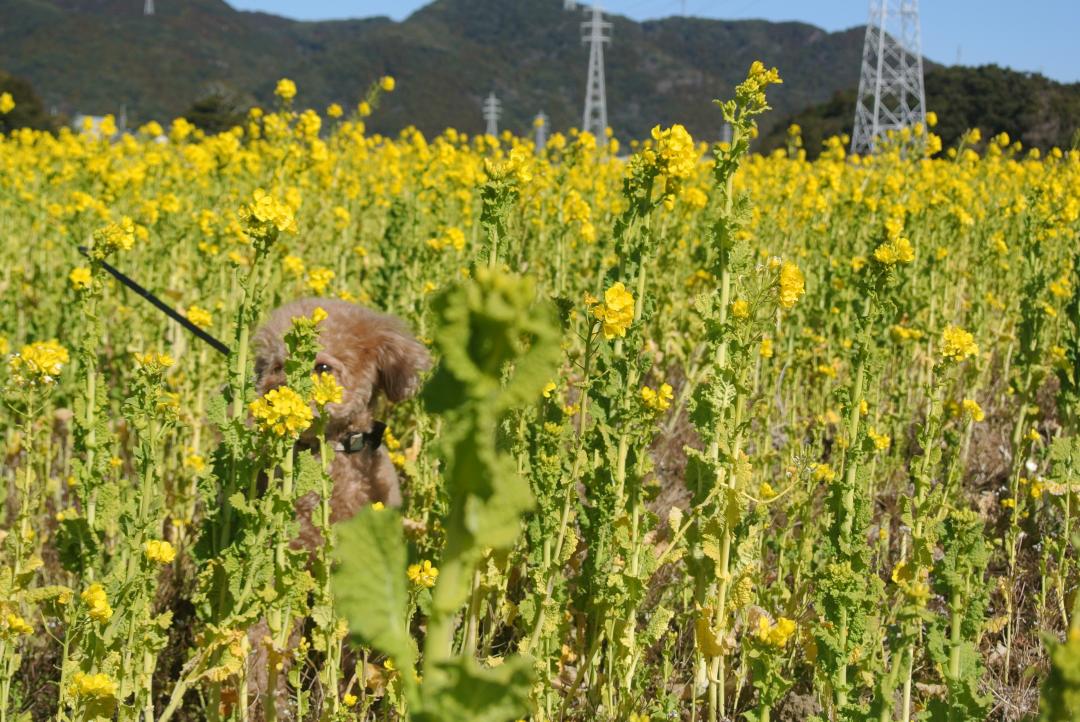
[77,246,231,357]
[76,246,385,453]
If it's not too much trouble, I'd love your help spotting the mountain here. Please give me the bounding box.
[0,0,869,140]
[759,64,1080,156]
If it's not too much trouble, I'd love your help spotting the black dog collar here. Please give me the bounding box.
[331,421,387,454]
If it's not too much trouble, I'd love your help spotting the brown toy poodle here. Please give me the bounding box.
[253,297,431,549]
[246,298,430,717]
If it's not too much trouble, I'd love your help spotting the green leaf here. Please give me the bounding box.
[415,655,535,722]
[331,507,414,675]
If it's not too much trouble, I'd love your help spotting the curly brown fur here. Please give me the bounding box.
[248,298,430,717]
[253,297,430,549]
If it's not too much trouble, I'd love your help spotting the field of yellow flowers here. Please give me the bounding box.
[2,65,1080,722]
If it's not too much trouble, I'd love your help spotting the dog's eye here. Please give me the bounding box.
[314,363,333,374]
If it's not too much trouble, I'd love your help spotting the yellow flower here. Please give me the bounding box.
[249,387,314,437]
[759,336,774,359]
[641,383,674,412]
[134,351,175,371]
[731,299,750,320]
[243,188,297,236]
[275,78,297,101]
[307,267,336,295]
[3,613,33,637]
[650,124,697,181]
[144,539,177,564]
[311,372,343,407]
[10,340,70,383]
[778,261,805,309]
[407,560,439,589]
[283,255,306,277]
[358,101,372,117]
[1027,427,1041,443]
[758,481,777,500]
[70,672,118,700]
[92,217,136,256]
[326,103,343,118]
[380,76,396,93]
[371,502,385,511]
[961,399,985,422]
[756,616,797,648]
[591,282,635,340]
[81,583,113,623]
[542,381,557,398]
[867,427,891,451]
[940,325,978,363]
[343,693,358,707]
[812,463,836,482]
[0,92,14,114]
[183,454,206,473]
[311,306,328,324]
[873,237,915,265]
[186,305,213,330]
[69,267,93,291]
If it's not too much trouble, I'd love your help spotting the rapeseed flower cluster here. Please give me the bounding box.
[407,560,439,589]
[81,584,112,623]
[9,340,70,385]
[755,616,797,648]
[311,372,344,407]
[70,672,118,700]
[90,217,136,258]
[241,188,298,239]
[641,383,674,412]
[591,282,635,340]
[249,387,314,437]
[941,325,979,362]
[778,261,805,309]
[144,539,177,564]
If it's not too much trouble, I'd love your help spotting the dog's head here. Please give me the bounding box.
[254,298,431,439]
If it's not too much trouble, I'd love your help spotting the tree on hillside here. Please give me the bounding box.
[0,71,56,134]
[182,84,250,135]
[760,65,1080,158]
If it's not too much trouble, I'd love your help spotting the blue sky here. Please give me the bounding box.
[228,1,1079,83]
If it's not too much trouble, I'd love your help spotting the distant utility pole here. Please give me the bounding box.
[483,92,501,137]
[720,122,732,146]
[851,0,927,155]
[144,0,154,16]
[534,111,549,152]
[581,3,611,139]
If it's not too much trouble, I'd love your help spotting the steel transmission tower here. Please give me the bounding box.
[581,3,611,138]
[851,0,927,155]
[144,0,155,15]
[534,111,549,152]
[483,92,501,137]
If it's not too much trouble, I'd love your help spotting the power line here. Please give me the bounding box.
[483,92,501,137]
[851,0,927,155]
[581,3,611,139]
[534,111,549,152]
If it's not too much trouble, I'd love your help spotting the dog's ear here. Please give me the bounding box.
[374,327,432,403]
